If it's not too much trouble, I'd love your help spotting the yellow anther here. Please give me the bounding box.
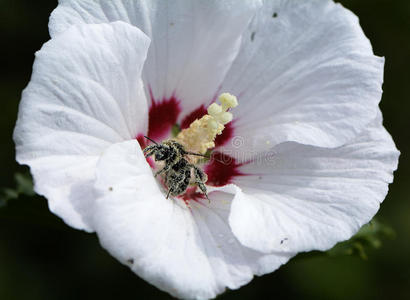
[207,103,222,116]
[219,112,233,125]
[208,118,220,131]
[219,93,238,111]
[175,93,238,158]
[207,94,237,125]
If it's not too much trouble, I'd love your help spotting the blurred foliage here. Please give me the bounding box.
[328,219,395,260]
[295,219,397,262]
[0,173,34,208]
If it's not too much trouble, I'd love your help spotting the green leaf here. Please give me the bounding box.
[0,172,35,207]
[295,219,395,262]
[14,172,35,196]
[327,219,395,260]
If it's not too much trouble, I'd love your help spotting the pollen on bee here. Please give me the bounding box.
[175,93,238,156]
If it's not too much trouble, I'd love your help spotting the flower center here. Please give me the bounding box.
[142,93,238,205]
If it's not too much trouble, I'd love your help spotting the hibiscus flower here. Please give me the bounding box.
[14,0,399,299]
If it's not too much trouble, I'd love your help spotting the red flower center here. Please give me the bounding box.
[137,93,246,203]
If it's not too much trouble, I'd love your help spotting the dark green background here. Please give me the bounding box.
[1,0,409,299]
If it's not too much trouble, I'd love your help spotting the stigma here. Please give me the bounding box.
[175,93,238,155]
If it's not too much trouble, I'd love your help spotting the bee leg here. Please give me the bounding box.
[143,145,156,153]
[198,182,210,203]
[196,181,209,203]
[166,189,171,199]
[191,165,210,203]
[143,145,157,157]
[154,164,171,177]
[154,168,165,177]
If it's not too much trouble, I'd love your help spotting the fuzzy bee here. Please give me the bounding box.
[143,136,209,200]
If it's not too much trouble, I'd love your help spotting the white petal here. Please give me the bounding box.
[14,22,150,230]
[221,0,384,153]
[228,114,399,253]
[49,0,262,114]
[92,140,292,299]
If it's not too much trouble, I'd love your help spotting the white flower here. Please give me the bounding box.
[14,0,399,299]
